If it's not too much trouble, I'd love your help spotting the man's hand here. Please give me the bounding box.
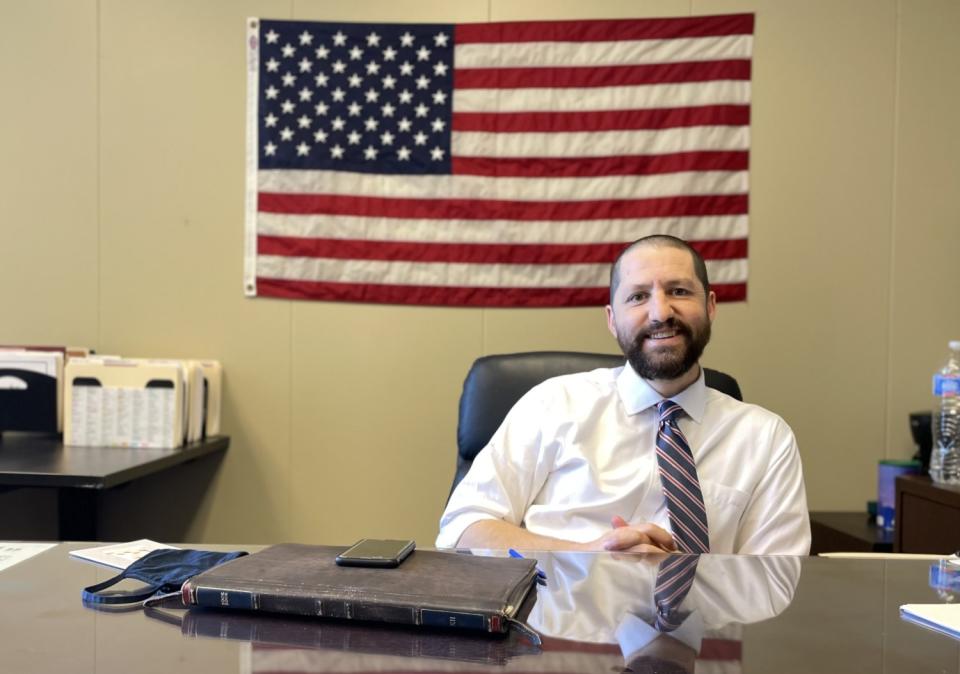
[583,515,677,553]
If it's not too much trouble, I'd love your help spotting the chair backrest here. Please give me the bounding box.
[451,351,742,498]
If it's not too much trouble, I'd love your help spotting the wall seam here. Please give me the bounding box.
[288,0,296,541]
[884,0,903,459]
[96,0,102,350]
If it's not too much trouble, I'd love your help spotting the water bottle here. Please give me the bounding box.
[930,340,960,484]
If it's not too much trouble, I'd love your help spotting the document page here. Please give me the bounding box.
[69,539,179,570]
[0,543,57,573]
[900,604,960,640]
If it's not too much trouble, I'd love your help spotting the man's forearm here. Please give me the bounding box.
[455,518,677,553]
[456,519,588,551]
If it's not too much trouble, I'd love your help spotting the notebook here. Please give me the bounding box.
[180,543,539,635]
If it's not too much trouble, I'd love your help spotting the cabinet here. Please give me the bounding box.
[894,474,960,553]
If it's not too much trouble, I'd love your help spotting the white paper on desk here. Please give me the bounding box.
[900,604,960,640]
[69,539,179,570]
[819,552,949,560]
[0,543,57,573]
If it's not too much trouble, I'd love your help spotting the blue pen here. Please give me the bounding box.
[508,548,548,584]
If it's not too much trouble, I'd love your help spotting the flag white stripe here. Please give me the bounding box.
[454,35,753,69]
[257,256,747,287]
[257,213,750,244]
[258,169,747,201]
[453,80,750,113]
[452,126,749,158]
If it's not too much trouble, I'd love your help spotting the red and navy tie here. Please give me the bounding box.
[653,553,700,632]
[656,400,710,553]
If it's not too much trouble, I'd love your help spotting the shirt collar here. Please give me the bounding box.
[615,611,705,661]
[616,363,707,423]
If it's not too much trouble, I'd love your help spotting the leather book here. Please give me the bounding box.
[154,608,541,665]
[180,544,539,635]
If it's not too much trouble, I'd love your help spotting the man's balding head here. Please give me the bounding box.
[609,235,711,305]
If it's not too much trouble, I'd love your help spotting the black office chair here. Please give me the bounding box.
[450,351,742,499]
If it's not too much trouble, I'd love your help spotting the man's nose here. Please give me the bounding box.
[647,290,674,323]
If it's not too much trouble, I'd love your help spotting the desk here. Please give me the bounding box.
[896,474,960,553]
[0,434,229,540]
[1,543,957,673]
[810,511,894,554]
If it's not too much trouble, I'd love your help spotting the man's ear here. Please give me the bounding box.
[605,304,618,339]
[706,290,717,322]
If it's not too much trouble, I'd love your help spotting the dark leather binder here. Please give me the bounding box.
[156,608,541,664]
[181,544,539,634]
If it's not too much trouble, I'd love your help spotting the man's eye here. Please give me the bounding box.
[671,288,692,296]
[628,293,648,303]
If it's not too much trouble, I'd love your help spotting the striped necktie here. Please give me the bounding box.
[656,400,710,553]
[653,554,700,632]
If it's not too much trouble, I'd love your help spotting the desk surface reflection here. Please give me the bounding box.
[1,544,957,674]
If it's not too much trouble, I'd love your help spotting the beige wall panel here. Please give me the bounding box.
[489,0,692,21]
[888,1,960,459]
[482,307,618,356]
[98,0,293,542]
[284,1,489,546]
[690,1,897,510]
[294,0,486,22]
[288,304,481,545]
[0,1,99,347]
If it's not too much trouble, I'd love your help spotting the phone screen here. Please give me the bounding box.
[336,539,415,567]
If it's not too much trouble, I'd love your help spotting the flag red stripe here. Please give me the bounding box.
[455,14,754,44]
[258,193,749,221]
[452,105,750,132]
[700,638,743,660]
[256,278,747,306]
[452,151,749,178]
[455,60,751,90]
[257,236,747,264]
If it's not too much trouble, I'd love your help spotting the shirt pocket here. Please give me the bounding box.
[700,479,750,540]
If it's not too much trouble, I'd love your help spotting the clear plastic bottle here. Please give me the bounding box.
[930,340,960,484]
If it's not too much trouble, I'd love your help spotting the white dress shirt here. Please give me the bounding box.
[527,552,801,669]
[437,365,811,554]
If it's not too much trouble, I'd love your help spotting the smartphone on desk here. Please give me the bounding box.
[335,538,415,568]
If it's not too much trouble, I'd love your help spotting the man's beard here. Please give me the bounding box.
[619,317,711,381]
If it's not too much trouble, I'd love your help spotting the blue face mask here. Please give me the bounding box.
[82,548,247,606]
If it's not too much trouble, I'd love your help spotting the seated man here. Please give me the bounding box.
[437,235,810,555]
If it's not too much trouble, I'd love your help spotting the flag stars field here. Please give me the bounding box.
[259,21,453,167]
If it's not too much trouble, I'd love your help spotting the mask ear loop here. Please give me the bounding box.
[81,572,163,605]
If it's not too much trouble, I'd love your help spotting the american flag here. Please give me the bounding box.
[244,15,753,306]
